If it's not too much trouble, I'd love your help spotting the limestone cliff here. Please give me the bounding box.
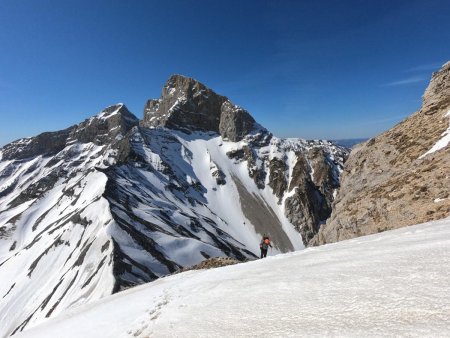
[311,62,450,245]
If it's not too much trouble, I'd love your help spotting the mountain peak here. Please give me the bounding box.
[141,75,260,141]
[163,74,208,92]
[0,104,139,161]
[69,103,138,145]
[97,103,125,117]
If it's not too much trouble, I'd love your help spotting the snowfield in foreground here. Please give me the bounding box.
[15,218,450,338]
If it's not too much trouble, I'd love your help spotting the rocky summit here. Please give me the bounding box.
[140,74,257,142]
[0,75,347,336]
[311,61,450,245]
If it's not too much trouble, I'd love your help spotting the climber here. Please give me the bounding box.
[259,235,272,258]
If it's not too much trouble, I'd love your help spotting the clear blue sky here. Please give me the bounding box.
[1,0,450,146]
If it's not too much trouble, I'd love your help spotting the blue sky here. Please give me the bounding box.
[1,0,450,146]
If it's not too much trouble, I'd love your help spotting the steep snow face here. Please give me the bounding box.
[0,142,118,337]
[15,218,450,338]
[0,105,139,337]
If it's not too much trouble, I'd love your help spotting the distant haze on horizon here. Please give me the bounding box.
[1,0,450,147]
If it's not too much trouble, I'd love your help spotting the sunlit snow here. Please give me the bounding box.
[16,218,450,338]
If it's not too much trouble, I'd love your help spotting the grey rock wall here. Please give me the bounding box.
[140,74,256,141]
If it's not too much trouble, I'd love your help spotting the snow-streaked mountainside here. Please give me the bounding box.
[15,218,450,338]
[0,75,347,337]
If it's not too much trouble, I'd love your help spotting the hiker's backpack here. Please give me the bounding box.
[261,237,270,249]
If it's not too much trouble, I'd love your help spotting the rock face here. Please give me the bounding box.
[311,62,450,245]
[283,147,342,244]
[140,74,257,142]
[69,104,139,145]
[0,127,75,161]
[219,101,256,141]
[0,74,348,336]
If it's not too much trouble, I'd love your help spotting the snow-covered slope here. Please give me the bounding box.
[0,76,347,337]
[15,218,450,338]
[0,104,138,336]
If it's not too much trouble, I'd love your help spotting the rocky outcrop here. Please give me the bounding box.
[268,158,287,201]
[421,61,450,116]
[140,75,257,141]
[140,75,226,133]
[176,257,241,273]
[284,149,339,244]
[69,104,139,145]
[311,62,450,246]
[219,101,255,141]
[0,127,75,161]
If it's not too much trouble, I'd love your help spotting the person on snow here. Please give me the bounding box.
[260,235,272,258]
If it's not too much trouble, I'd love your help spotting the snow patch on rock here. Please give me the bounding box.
[420,109,450,158]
